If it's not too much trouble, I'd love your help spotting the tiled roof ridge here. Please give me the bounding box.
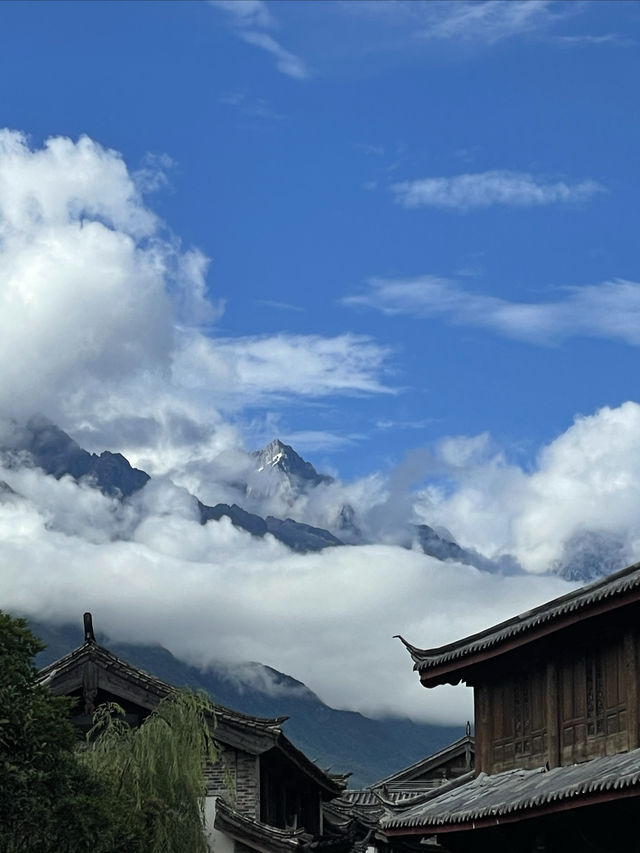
[215,796,309,842]
[213,797,319,853]
[376,771,475,812]
[380,748,640,830]
[373,732,474,786]
[37,639,290,729]
[398,560,640,673]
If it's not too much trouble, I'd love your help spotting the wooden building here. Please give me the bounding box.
[373,729,474,792]
[379,562,640,852]
[37,614,346,853]
[332,730,474,819]
[325,731,474,853]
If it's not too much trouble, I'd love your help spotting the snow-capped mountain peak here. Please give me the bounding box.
[253,439,333,488]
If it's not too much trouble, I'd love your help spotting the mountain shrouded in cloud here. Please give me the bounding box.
[3,129,640,726]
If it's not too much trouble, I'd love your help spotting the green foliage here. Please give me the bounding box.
[81,693,218,853]
[0,611,218,853]
[0,611,118,853]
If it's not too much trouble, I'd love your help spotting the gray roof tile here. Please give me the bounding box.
[399,561,640,675]
[380,748,640,831]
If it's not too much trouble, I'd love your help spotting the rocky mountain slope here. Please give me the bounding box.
[254,438,334,489]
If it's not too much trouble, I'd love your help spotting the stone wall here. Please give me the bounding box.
[204,745,259,818]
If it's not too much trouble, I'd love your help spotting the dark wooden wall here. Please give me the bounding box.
[259,749,321,834]
[472,613,640,774]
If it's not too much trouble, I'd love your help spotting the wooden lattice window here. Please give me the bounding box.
[585,651,605,736]
[514,679,531,756]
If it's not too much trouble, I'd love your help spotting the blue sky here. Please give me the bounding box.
[3,0,638,480]
[4,1,640,723]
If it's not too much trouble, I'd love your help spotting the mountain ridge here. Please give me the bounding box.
[1,415,614,578]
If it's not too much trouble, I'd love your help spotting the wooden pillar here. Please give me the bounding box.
[545,661,560,768]
[624,631,639,750]
[474,684,492,774]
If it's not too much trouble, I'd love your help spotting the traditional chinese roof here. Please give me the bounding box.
[328,732,475,834]
[374,732,474,786]
[214,796,310,853]
[37,627,343,797]
[328,784,436,833]
[380,747,640,835]
[397,561,640,686]
[215,797,355,853]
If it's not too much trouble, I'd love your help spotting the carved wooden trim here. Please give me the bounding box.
[624,631,638,750]
[475,684,492,774]
[546,660,559,768]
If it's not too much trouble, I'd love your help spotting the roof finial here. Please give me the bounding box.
[466,720,471,738]
[83,612,96,644]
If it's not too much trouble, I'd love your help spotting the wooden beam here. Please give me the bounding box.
[545,661,559,768]
[474,685,492,774]
[624,631,639,750]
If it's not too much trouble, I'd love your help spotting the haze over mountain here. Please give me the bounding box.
[1,415,582,576]
[2,408,630,735]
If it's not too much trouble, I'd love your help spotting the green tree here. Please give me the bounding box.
[81,692,218,853]
[0,611,218,853]
[0,611,120,852]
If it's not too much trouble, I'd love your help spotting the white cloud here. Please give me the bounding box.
[209,0,275,30]
[392,170,603,210]
[69,328,390,489]
[173,333,394,402]
[0,458,573,723]
[239,32,308,80]
[209,0,308,80]
[340,1,570,48]
[0,131,175,422]
[422,1,556,44]
[277,430,357,453]
[417,402,640,579]
[550,33,631,47]
[255,299,303,312]
[111,330,392,497]
[344,276,640,347]
[132,151,175,194]
[220,91,284,121]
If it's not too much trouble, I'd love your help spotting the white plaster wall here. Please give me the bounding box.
[204,796,236,853]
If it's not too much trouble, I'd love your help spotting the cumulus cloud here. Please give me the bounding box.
[415,402,640,577]
[391,170,603,210]
[0,131,174,421]
[343,276,640,347]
